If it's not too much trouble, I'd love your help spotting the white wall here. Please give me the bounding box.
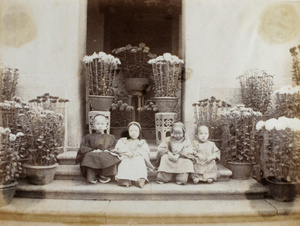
[0,0,87,149]
[182,0,300,138]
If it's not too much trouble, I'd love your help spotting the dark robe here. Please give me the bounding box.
[76,133,120,177]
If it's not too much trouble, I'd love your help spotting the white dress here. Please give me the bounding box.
[114,138,153,181]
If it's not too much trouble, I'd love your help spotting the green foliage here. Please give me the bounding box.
[110,100,133,127]
[289,45,300,86]
[138,101,158,128]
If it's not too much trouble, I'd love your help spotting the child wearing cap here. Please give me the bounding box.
[76,114,120,184]
[156,121,195,185]
[112,121,154,188]
[191,125,220,184]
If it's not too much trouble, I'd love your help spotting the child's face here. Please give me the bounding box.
[172,127,184,140]
[129,124,140,139]
[197,126,209,142]
[94,116,107,132]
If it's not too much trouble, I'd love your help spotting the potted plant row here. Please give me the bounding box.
[83,51,121,111]
[221,106,262,179]
[256,117,300,201]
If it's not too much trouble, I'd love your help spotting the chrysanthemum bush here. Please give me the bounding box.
[193,96,231,139]
[0,97,29,132]
[138,101,158,128]
[237,69,274,115]
[221,107,262,163]
[256,117,300,183]
[112,43,156,79]
[274,85,300,118]
[148,53,184,97]
[83,51,121,96]
[0,128,26,185]
[110,100,134,127]
[19,107,65,166]
[289,45,300,85]
[0,64,19,102]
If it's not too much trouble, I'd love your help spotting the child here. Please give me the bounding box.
[112,121,154,188]
[191,125,220,184]
[76,114,120,184]
[156,121,195,185]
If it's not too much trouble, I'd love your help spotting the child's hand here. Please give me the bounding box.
[92,149,102,153]
[125,152,134,159]
[168,152,175,162]
[196,153,207,161]
[206,156,215,163]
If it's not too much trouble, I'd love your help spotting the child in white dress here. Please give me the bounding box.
[192,125,220,184]
[113,121,154,188]
[156,122,195,185]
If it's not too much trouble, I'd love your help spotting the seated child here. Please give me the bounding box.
[75,114,121,184]
[191,125,220,184]
[113,121,154,188]
[156,122,195,185]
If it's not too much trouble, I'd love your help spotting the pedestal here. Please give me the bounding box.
[88,111,111,134]
[155,112,177,145]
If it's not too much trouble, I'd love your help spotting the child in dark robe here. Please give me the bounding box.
[76,114,120,184]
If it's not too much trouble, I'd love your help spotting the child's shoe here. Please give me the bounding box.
[137,178,146,188]
[207,178,213,183]
[89,180,97,184]
[176,181,184,185]
[193,178,199,184]
[99,176,111,183]
[156,180,164,184]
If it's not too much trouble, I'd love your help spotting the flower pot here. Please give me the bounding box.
[89,95,114,111]
[0,181,18,207]
[266,178,298,202]
[226,162,254,180]
[125,78,149,92]
[24,163,59,185]
[153,97,178,112]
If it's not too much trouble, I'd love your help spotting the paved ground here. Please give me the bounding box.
[0,198,299,225]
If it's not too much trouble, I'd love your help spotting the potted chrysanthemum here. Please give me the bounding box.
[256,117,300,201]
[0,128,26,206]
[148,53,184,112]
[221,106,262,179]
[83,51,121,111]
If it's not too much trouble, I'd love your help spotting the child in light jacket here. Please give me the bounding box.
[156,122,195,185]
[191,125,220,184]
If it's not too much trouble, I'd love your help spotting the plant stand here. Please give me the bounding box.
[88,111,111,134]
[155,112,177,145]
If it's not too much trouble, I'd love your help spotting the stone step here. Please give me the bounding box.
[54,163,232,181]
[15,178,268,201]
[57,150,158,165]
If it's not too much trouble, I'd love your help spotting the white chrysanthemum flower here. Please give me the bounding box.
[256,120,265,130]
[0,127,6,134]
[4,128,11,133]
[264,118,277,131]
[9,134,17,142]
[16,132,24,137]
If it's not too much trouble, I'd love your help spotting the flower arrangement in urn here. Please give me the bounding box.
[110,100,134,127]
[273,85,300,118]
[0,128,26,206]
[83,51,121,111]
[148,53,184,112]
[112,43,156,79]
[221,106,262,179]
[192,96,231,140]
[237,69,274,115]
[0,64,19,102]
[256,117,300,201]
[289,44,300,85]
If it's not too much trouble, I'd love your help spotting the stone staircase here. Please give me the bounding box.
[15,139,269,201]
